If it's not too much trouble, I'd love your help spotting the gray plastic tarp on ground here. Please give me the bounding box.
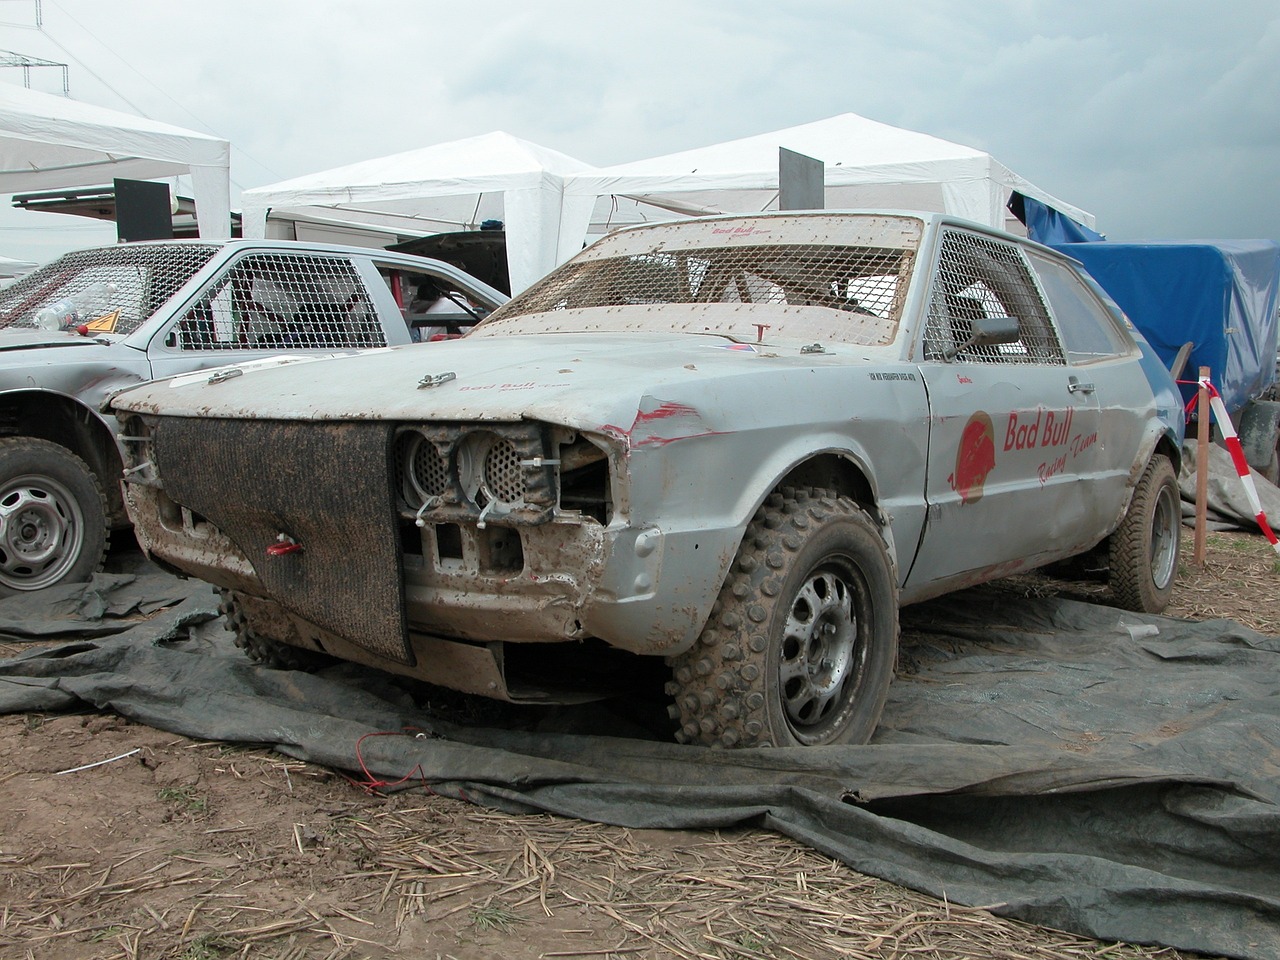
[1180,442,1280,532]
[1,574,1277,959]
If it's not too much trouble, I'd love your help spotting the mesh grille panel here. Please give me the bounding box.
[490,243,912,345]
[0,243,219,335]
[410,436,448,499]
[154,418,411,664]
[484,438,526,504]
[923,229,1065,365]
[172,253,387,350]
[394,424,557,524]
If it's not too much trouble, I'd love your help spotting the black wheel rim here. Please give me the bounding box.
[778,555,873,744]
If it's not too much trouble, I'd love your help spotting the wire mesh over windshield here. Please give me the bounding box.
[478,217,921,350]
[0,243,220,336]
[489,243,912,344]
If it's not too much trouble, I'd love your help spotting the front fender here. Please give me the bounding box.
[586,413,928,657]
[1106,421,1183,535]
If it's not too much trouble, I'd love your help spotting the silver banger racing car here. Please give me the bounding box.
[0,239,502,594]
[111,212,1185,749]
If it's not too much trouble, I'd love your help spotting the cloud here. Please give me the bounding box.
[2,0,1278,258]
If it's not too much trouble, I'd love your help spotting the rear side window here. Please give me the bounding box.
[1029,254,1133,363]
[171,253,385,350]
[922,229,1065,364]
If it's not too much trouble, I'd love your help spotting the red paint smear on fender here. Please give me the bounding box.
[634,401,700,424]
[602,400,726,450]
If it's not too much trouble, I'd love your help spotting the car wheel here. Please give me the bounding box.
[666,487,898,748]
[1109,454,1180,614]
[0,437,108,595]
[218,589,333,671]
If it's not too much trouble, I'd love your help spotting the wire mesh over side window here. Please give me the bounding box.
[173,254,386,351]
[0,243,220,336]
[921,230,1065,365]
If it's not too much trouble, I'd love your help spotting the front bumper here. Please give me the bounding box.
[120,414,741,698]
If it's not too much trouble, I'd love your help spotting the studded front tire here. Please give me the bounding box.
[666,487,899,748]
[218,588,333,671]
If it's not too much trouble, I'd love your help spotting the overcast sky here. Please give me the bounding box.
[3,0,1278,263]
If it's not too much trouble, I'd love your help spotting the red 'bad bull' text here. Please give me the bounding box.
[1004,407,1074,451]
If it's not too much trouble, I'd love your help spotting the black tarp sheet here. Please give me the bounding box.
[1,573,1277,959]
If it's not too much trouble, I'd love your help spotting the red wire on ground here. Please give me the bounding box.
[349,728,438,794]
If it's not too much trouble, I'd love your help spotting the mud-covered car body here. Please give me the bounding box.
[0,239,503,592]
[113,212,1184,747]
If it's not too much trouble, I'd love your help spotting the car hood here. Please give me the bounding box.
[0,329,137,384]
[112,332,883,434]
[0,327,118,352]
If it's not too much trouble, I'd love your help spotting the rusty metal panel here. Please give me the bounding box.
[568,213,923,258]
[154,417,412,664]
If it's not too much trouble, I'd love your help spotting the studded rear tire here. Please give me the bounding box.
[1108,454,1180,613]
[666,487,898,748]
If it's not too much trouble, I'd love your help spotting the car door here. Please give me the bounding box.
[903,227,1102,597]
[145,250,399,381]
[1026,251,1155,519]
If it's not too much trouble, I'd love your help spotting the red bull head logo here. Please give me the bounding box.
[949,411,996,504]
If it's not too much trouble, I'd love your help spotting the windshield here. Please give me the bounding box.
[472,214,922,347]
[0,243,220,336]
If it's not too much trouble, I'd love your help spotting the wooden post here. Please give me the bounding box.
[1193,366,1210,567]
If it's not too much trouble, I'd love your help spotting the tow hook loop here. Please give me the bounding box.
[266,534,303,556]
[207,367,243,385]
[418,371,457,389]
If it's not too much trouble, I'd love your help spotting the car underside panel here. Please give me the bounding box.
[153,417,413,664]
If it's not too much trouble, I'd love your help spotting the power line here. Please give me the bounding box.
[44,0,285,183]
[36,27,151,115]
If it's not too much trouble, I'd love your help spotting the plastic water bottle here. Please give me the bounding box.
[33,282,118,331]
[33,298,80,330]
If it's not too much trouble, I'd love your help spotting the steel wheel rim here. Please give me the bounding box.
[1149,482,1178,590]
[0,473,86,590]
[779,556,870,742]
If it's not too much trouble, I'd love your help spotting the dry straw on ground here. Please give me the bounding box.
[3,526,1273,958]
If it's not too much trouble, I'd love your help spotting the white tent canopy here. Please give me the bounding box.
[557,113,1093,263]
[240,132,596,293]
[0,83,231,240]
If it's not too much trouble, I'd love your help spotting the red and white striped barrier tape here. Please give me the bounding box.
[1183,376,1280,556]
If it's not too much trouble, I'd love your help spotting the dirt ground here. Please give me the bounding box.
[2,528,1275,960]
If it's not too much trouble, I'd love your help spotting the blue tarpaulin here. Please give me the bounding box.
[1052,240,1280,412]
[1012,192,1106,244]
